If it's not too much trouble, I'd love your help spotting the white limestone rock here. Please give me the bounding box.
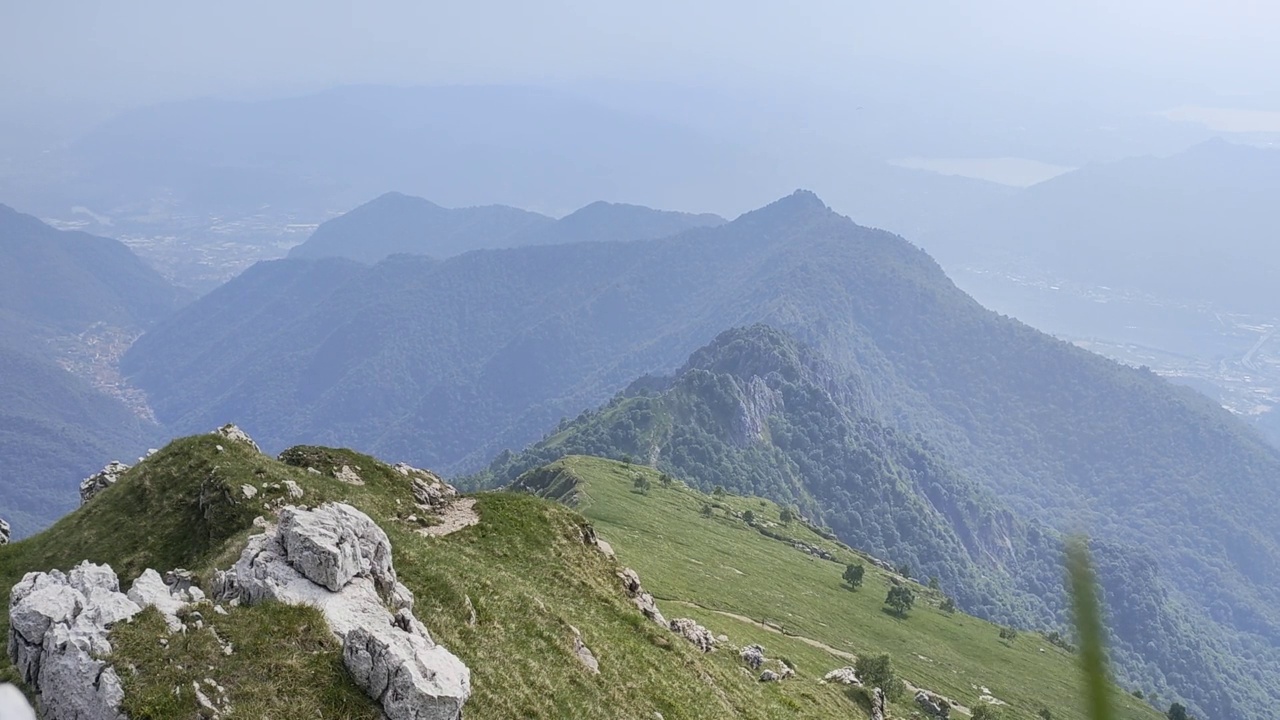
[223,503,470,718]
[821,666,861,686]
[570,626,599,674]
[283,479,305,499]
[618,568,667,628]
[214,423,262,453]
[127,569,191,632]
[79,461,129,505]
[334,465,364,486]
[394,463,458,508]
[916,689,951,718]
[277,503,396,593]
[669,618,716,653]
[0,518,10,545]
[7,562,141,720]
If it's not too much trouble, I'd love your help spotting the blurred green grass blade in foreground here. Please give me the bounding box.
[1068,537,1114,720]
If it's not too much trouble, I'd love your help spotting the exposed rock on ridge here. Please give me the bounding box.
[214,423,261,453]
[618,567,667,628]
[79,461,129,505]
[216,502,470,720]
[0,518,9,545]
[7,560,213,720]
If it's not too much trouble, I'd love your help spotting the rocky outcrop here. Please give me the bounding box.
[0,684,36,720]
[732,376,783,447]
[570,626,599,674]
[740,643,765,670]
[791,541,835,561]
[7,562,141,720]
[916,689,951,718]
[79,461,129,505]
[871,687,887,720]
[333,465,364,485]
[217,502,470,719]
[669,618,716,652]
[759,669,779,682]
[579,523,615,558]
[214,423,261,453]
[618,568,667,628]
[7,561,220,720]
[395,463,458,508]
[821,666,861,685]
[127,568,204,632]
[0,518,10,545]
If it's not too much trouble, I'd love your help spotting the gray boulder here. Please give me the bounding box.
[79,461,129,505]
[915,689,952,718]
[740,644,765,670]
[7,562,141,720]
[0,518,9,545]
[127,569,203,632]
[570,626,599,674]
[276,503,396,593]
[214,423,261,453]
[821,666,861,685]
[871,687,887,720]
[221,503,470,719]
[394,463,458,508]
[759,670,779,682]
[618,568,667,628]
[669,618,716,653]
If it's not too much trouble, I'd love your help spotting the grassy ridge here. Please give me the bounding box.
[0,435,869,719]
[521,455,1165,720]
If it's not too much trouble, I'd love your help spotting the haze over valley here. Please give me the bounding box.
[2,3,1280,719]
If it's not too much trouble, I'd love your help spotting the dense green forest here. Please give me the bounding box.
[123,190,1280,718]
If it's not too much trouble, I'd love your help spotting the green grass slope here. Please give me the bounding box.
[1,433,892,719]
[516,455,1166,720]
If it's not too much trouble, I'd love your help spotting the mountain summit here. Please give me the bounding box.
[123,190,1280,717]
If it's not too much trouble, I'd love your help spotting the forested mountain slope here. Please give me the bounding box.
[0,203,188,332]
[288,191,724,263]
[482,326,1279,719]
[0,204,182,534]
[124,190,1280,717]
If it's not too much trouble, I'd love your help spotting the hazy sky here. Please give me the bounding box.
[3,0,1278,116]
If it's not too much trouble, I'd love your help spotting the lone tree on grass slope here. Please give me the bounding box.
[885,585,915,617]
[843,563,865,590]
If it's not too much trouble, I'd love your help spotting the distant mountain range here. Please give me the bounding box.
[289,192,724,263]
[0,203,183,533]
[921,139,1280,448]
[2,85,1014,261]
[929,139,1280,314]
[123,189,1280,718]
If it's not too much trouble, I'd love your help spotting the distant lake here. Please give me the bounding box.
[888,156,1075,187]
